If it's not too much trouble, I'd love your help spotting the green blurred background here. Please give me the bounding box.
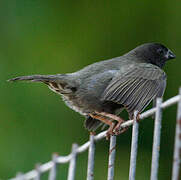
[0,0,180,179]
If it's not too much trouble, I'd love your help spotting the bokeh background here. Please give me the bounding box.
[0,0,180,179]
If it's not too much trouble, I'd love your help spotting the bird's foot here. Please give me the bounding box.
[136,113,141,122]
[90,131,96,135]
[114,126,129,135]
[90,111,128,139]
[113,119,129,135]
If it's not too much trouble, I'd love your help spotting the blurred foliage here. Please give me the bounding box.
[0,0,180,179]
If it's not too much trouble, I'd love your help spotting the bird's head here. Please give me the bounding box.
[128,43,176,68]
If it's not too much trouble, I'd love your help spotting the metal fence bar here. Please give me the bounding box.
[150,98,163,180]
[35,164,41,180]
[107,135,117,180]
[15,173,23,180]
[48,154,59,180]
[87,134,95,180]
[172,88,181,180]
[9,94,181,180]
[122,95,180,131]
[129,111,139,180]
[67,144,78,180]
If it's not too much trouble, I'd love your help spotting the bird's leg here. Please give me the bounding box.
[89,113,115,140]
[130,112,141,122]
[95,111,127,135]
[90,131,96,135]
[136,113,141,122]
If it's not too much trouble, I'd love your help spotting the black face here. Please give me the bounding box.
[133,43,176,68]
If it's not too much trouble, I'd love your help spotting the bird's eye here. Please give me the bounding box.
[157,49,164,55]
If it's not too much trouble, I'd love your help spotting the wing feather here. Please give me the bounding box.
[102,63,166,117]
[127,81,157,113]
[108,78,136,101]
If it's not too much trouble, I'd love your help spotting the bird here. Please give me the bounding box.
[8,43,176,138]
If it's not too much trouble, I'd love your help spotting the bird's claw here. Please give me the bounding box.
[136,113,141,122]
[106,120,129,139]
[114,126,129,135]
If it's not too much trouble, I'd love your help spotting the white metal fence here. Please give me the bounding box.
[10,89,181,180]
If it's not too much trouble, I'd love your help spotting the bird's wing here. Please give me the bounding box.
[152,79,166,107]
[102,63,167,118]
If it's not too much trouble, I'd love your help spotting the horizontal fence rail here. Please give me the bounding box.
[10,91,181,180]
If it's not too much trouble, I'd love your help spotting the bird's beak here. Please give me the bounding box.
[166,49,176,60]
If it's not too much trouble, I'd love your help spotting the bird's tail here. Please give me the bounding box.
[8,74,74,94]
[84,116,103,131]
[8,75,62,83]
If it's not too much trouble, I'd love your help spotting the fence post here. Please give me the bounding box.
[49,153,59,180]
[68,144,78,180]
[150,98,163,180]
[87,133,95,180]
[107,135,117,180]
[172,88,181,180]
[35,164,41,180]
[129,111,139,180]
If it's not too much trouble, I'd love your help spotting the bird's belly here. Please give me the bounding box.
[61,70,122,115]
[62,95,88,115]
[62,93,124,116]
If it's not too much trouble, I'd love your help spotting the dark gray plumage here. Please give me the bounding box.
[102,63,167,118]
[8,43,175,135]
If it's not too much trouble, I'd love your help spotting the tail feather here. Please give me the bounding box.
[8,75,60,83]
[84,116,103,131]
[8,74,76,94]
